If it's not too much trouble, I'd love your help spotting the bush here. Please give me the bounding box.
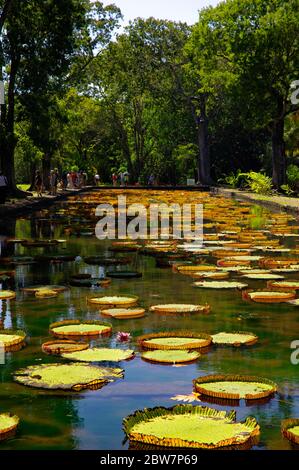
[286,164,299,191]
[221,170,273,195]
[245,171,273,195]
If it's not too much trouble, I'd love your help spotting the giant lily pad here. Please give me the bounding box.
[194,375,277,400]
[22,285,68,294]
[101,308,145,319]
[61,348,135,362]
[106,271,142,279]
[13,363,123,391]
[88,295,139,308]
[84,256,131,266]
[176,265,217,273]
[191,271,229,280]
[267,280,299,290]
[42,340,89,355]
[70,277,111,287]
[211,331,258,347]
[149,304,210,314]
[0,329,26,351]
[123,405,260,449]
[35,289,59,299]
[138,331,211,350]
[141,349,200,364]
[0,290,16,300]
[193,281,248,289]
[243,290,296,303]
[50,320,112,337]
[241,273,284,280]
[0,413,19,441]
[281,419,299,445]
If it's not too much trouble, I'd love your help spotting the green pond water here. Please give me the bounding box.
[0,190,299,450]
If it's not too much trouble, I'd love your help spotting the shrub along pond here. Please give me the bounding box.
[0,189,299,449]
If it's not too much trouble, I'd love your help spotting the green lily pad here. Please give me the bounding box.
[123,405,260,449]
[62,348,135,362]
[0,290,16,300]
[50,320,112,337]
[193,281,248,289]
[0,413,19,441]
[194,375,277,400]
[141,349,200,364]
[282,419,299,445]
[13,363,123,391]
[0,329,26,350]
[211,332,258,347]
[138,331,211,350]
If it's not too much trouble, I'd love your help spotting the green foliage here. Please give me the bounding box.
[280,184,295,196]
[222,170,273,195]
[245,172,273,195]
[286,165,299,191]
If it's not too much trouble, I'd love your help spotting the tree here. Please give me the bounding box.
[189,0,299,188]
[0,0,121,193]
[93,18,192,182]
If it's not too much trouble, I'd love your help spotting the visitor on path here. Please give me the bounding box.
[61,171,68,189]
[34,170,43,197]
[0,171,8,204]
[148,174,155,186]
[119,172,125,186]
[124,171,129,186]
[112,172,118,186]
[94,173,100,186]
[71,171,78,188]
[82,171,88,187]
[67,172,73,189]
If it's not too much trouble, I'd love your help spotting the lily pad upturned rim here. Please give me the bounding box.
[83,256,131,266]
[42,340,89,355]
[138,331,212,350]
[0,413,20,441]
[242,289,296,303]
[70,277,111,287]
[123,404,260,449]
[149,304,211,314]
[13,363,123,391]
[0,329,26,351]
[267,280,299,291]
[101,307,146,319]
[193,374,277,400]
[193,280,248,290]
[0,290,16,300]
[61,347,135,362]
[87,295,139,308]
[141,349,201,364]
[105,271,142,279]
[211,331,258,347]
[281,418,299,445]
[22,285,68,294]
[49,319,112,337]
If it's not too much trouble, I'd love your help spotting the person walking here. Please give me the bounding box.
[34,170,43,197]
[112,172,118,187]
[0,171,8,204]
[94,173,100,186]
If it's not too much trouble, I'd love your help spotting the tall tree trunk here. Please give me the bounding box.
[271,115,286,189]
[196,94,211,185]
[42,153,51,191]
[0,50,19,193]
[28,161,37,191]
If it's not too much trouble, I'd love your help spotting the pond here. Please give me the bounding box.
[0,189,299,450]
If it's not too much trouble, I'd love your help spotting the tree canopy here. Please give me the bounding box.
[0,0,298,193]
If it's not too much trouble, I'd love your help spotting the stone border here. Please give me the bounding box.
[214,187,299,218]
